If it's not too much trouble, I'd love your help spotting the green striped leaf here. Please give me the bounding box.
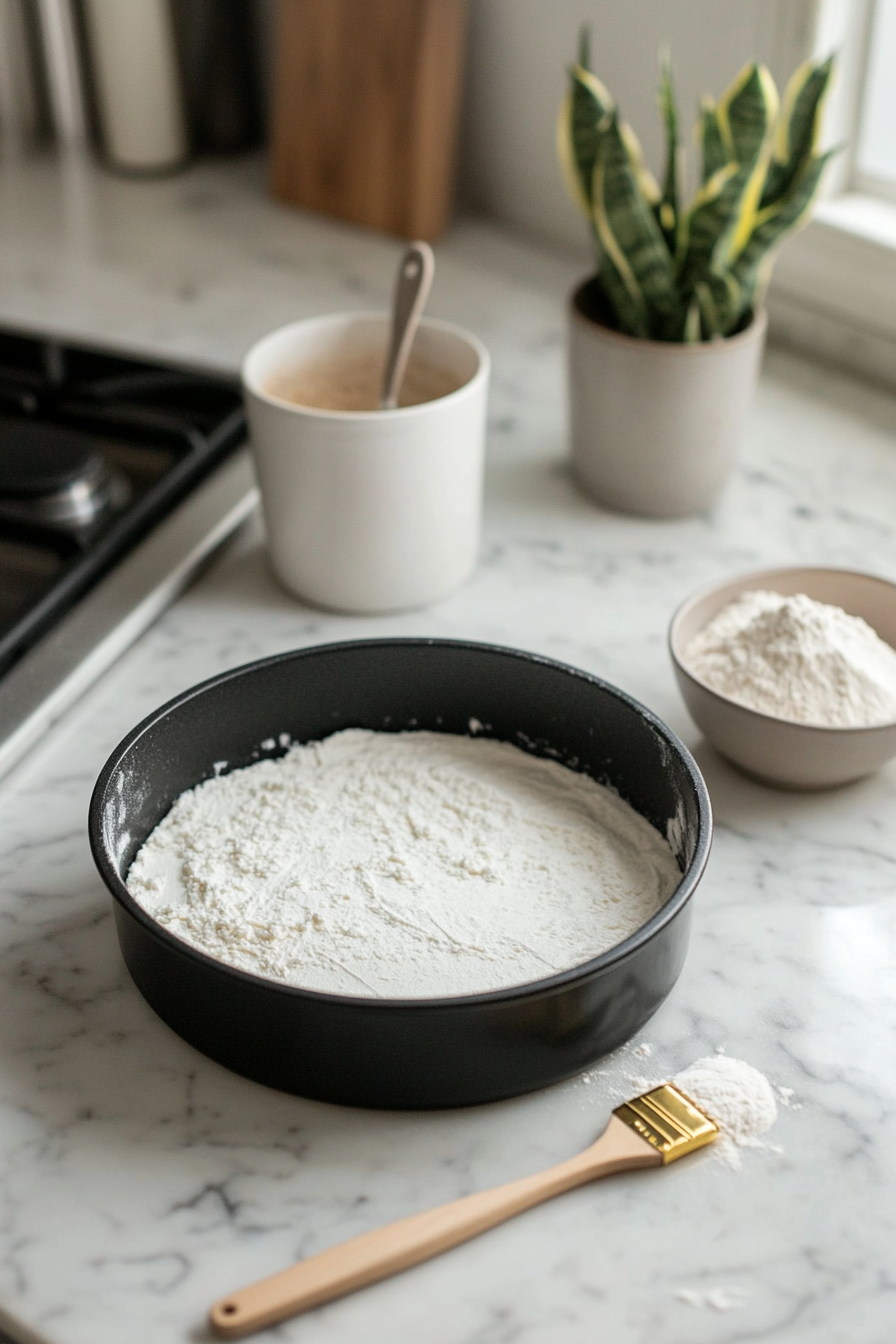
[695,282,720,339]
[656,51,681,250]
[699,98,728,182]
[717,62,779,168]
[697,273,744,337]
[592,112,679,338]
[729,150,834,320]
[676,162,740,284]
[557,89,592,215]
[557,34,833,343]
[683,296,702,343]
[715,271,743,334]
[556,40,615,216]
[762,55,834,206]
[594,256,646,340]
[620,120,662,205]
[716,64,779,262]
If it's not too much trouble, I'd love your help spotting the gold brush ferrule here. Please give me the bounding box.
[613,1083,719,1163]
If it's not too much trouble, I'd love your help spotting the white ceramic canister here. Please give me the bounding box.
[568,285,767,518]
[82,0,188,171]
[242,312,490,614]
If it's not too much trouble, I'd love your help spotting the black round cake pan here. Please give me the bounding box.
[89,638,712,1110]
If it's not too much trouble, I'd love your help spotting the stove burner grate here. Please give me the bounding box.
[0,327,247,675]
[0,419,128,529]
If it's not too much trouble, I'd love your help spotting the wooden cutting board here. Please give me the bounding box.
[270,0,468,240]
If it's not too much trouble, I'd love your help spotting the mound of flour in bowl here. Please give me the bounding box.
[127,729,682,998]
[685,589,896,727]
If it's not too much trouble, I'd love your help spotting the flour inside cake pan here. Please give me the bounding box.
[127,729,682,998]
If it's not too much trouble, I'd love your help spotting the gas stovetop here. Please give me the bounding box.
[0,327,258,778]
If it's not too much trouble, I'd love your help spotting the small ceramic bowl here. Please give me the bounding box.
[669,566,896,789]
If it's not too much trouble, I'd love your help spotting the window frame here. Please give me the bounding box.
[768,0,896,387]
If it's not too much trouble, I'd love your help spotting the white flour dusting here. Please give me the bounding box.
[127,729,681,998]
[684,589,896,727]
[675,1055,778,1168]
[675,1286,749,1312]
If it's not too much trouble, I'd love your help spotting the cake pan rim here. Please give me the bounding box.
[89,636,712,1010]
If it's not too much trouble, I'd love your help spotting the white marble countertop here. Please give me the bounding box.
[1,155,896,1344]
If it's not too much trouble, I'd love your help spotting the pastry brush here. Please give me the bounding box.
[209,1081,718,1339]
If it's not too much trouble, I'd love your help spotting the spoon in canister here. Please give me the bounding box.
[380,241,435,409]
[208,1081,718,1338]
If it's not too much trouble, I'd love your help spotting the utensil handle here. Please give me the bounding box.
[380,240,435,408]
[208,1116,657,1338]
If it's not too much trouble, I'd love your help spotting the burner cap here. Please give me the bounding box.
[0,421,105,498]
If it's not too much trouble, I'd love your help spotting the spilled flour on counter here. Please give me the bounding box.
[674,1055,778,1169]
[684,589,896,727]
[674,1285,750,1312]
[127,729,681,998]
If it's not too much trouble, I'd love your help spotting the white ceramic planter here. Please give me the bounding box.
[568,283,767,518]
[243,312,489,614]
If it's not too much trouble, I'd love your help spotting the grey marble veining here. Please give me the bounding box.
[1,154,896,1344]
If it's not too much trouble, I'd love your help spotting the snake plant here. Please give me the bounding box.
[558,37,835,342]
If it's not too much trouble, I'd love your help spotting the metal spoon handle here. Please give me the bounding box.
[380,241,435,409]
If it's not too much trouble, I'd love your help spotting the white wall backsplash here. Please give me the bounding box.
[457,0,818,252]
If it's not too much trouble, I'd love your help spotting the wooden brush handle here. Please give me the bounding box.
[208,1116,658,1339]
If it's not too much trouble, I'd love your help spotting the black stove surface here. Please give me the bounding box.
[0,328,246,674]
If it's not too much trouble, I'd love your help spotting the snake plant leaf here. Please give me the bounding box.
[729,149,834,320]
[716,63,780,263]
[699,98,728,182]
[657,51,681,250]
[675,161,740,285]
[591,137,650,335]
[594,252,646,340]
[762,55,835,206]
[557,61,615,216]
[558,35,833,343]
[683,296,702,343]
[557,91,591,215]
[592,111,679,338]
[696,272,745,337]
[694,282,720,339]
[717,62,780,168]
[776,55,832,161]
[620,120,662,205]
